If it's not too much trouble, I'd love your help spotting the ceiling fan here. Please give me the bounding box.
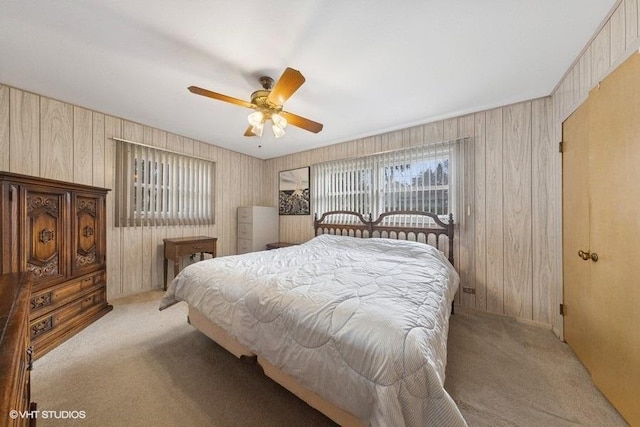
[188,67,323,138]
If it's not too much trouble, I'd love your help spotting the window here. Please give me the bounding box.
[312,139,464,222]
[115,139,215,227]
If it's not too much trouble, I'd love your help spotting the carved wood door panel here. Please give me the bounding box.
[72,193,105,275]
[23,187,68,286]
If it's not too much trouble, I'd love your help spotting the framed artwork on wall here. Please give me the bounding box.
[279,166,310,215]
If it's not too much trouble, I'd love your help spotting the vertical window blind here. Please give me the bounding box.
[312,138,465,224]
[114,138,215,227]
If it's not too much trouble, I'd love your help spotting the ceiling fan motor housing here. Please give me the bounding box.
[250,88,282,119]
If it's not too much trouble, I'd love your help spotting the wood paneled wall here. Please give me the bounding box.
[554,0,640,124]
[0,0,631,333]
[264,97,558,328]
[0,84,266,300]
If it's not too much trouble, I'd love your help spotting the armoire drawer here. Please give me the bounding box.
[30,286,107,344]
[30,270,105,318]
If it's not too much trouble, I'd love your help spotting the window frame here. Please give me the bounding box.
[114,138,215,227]
[312,139,464,224]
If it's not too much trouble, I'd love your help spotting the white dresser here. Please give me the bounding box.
[237,206,279,254]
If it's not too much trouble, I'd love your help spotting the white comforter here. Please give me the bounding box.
[160,234,466,427]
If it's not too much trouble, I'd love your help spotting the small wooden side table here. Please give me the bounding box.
[163,236,217,290]
[265,242,297,250]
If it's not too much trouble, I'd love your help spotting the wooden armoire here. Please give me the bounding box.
[0,172,112,359]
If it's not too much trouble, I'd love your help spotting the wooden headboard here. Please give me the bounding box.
[314,210,455,265]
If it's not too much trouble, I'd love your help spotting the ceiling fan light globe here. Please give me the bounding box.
[251,122,264,137]
[272,123,285,138]
[271,113,287,129]
[248,111,264,127]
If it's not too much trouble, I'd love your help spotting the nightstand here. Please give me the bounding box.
[163,236,217,290]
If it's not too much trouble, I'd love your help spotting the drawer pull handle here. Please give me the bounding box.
[83,225,94,237]
[40,228,55,243]
[32,317,53,337]
[31,292,53,310]
[26,346,34,371]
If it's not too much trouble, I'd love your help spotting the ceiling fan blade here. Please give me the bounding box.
[280,111,323,134]
[244,126,256,137]
[267,68,305,106]
[188,86,255,109]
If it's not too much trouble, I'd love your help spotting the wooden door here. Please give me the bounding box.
[71,192,106,275]
[587,53,640,425]
[563,53,640,425]
[23,187,68,287]
[562,101,593,371]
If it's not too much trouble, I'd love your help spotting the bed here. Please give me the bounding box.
[160,210,466,427]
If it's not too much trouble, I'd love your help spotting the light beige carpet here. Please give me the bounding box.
[445,309,626,426]
[31,292,626,426]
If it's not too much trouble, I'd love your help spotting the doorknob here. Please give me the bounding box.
[578,250,598,262]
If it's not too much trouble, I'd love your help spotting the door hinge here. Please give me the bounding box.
[560,303,566,316]
[559,141,564,153]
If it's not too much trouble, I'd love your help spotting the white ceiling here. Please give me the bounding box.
[0,1,616,159]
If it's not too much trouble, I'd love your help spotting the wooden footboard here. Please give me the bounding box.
[187,306,363,426]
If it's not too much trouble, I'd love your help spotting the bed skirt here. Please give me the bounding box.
[188,305,364,427]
